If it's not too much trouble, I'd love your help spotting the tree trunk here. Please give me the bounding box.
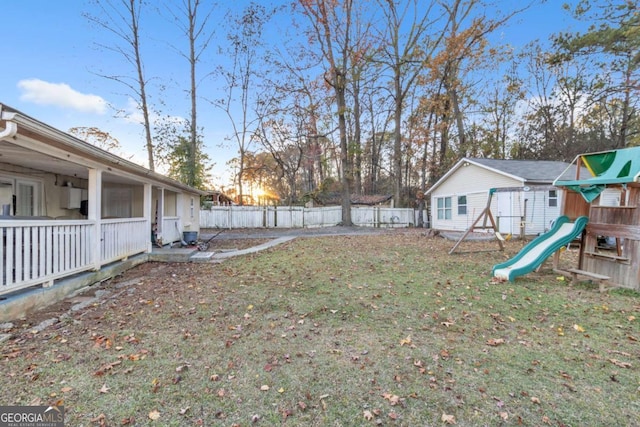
[393,76,403,207]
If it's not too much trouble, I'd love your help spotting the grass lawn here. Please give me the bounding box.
[1,231,639,426]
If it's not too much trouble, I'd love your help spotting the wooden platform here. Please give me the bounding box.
[556,268,611,292]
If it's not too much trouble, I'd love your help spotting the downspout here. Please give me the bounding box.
[0,108,18,139]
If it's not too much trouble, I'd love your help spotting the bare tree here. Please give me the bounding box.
[376,0,444,206]
[213,2,276,205]
[297,0,358,226]
[85,0,156,170]
[166,0,217,186]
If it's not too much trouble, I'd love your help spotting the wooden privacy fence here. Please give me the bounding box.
[200,206,427,229]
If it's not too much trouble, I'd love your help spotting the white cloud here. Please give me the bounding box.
[17,79,107,114]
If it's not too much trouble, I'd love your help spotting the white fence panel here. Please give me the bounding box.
[200,206,416,229]
[200,208,231,228]
[377,207,414,227]
[232,206,265,228]
[303,207,342,227]
[267,207,305,228]
[351,207,376,226]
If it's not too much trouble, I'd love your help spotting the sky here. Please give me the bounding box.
[1,0,588,190]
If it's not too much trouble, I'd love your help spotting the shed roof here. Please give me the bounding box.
[426,157,578,195]
[470,158,577,183]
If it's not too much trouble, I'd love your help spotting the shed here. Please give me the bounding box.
[426,158,581,236]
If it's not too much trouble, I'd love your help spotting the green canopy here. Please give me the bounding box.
[554,146,640,202]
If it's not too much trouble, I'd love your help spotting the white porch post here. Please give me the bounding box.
[88,168,102,270]
[143,183,152,253]
[157,188,165,242]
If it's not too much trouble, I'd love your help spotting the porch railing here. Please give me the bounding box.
[161,216,181,244]
[1,218,150,296]
[1,220,93,295]
[100,218,150,265]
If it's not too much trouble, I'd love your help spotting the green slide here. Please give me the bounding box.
[492,216,588,281]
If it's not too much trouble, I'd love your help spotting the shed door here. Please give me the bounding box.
[496,192,513,234]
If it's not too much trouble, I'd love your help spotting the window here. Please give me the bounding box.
[548,190,558,207]
[457,195,467,215]
[0,180,13,215]
[0,176,42,216]
[437,197,452,220]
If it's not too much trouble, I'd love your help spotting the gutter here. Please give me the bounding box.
[1,103,206,196]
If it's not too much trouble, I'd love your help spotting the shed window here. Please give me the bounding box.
[457,195,467,215]
[548,190,558,207]
[437,197,452,220]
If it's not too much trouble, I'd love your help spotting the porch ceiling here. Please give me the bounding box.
[0,140,138,184]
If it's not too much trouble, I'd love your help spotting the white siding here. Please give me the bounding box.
[520,189,563,235]
[429,163,564,236]
[430,163,521,231]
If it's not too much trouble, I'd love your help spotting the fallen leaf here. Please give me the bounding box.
[179,407,190,415]
[609,358,632,368]
[278,387,285,393]
[363,410,374,421]
[400,336,412,346]
[499,411,508,420]
[382,393,400,405]
[531,397,541,404]
[90,414,106,424]
[121,416,135,425]
[260,385,270,391]
[573,324,585,333]
[61,386,73,393]
[148,410,160,421]
[388,411,398,420]
[441,413,456,424]
[99,384,110,394]
[486,338,505,347]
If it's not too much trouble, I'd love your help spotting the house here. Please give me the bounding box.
[426,158,583,237]
[0,103,206,318]
[202,190,235,207]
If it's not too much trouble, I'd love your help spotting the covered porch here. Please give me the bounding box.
[1,104,203,301]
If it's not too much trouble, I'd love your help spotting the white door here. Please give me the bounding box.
[496,192,512,234]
